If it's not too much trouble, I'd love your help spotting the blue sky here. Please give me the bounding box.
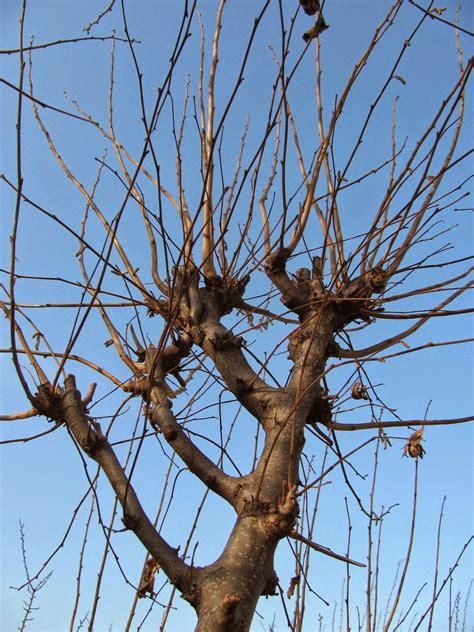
[1,1,473,631]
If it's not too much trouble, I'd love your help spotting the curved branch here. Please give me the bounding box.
[337,280,472,359]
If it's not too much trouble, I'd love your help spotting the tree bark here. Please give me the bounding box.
[193,403,305,631]
[195,517,279,631]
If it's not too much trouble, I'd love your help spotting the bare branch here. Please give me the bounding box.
[289,530,366,568]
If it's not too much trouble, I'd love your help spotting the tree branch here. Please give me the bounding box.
[289,530,366,568]
[148,385,240,506]
[329,416,473,432]
[49,375,193,595]
[199,319,278,421]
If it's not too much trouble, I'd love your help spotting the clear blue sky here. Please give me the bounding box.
[1,2,473,631]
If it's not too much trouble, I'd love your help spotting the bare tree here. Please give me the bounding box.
[1,1,472,630]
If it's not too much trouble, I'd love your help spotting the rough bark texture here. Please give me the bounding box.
[27,241,473,629]
[9,2,471,628]
[32,259,371,630]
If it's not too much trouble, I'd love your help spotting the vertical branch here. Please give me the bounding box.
[384,63,470,277]
[89,407,144,629]
[28,78,146,295]
[124,453,177,631]
[315,38,346,280]
[107,34,168,295]
[9,0,34,401]
[383,459,419,631]
[372,510,385,632]
[364,97,399,273]
[286,0,404,256]
[0,303,50,386]
[69,494,95,632]
[297,446,330,631]
[259,111,282,257]
[427,496,446,631]
[284,79,336,274]
[366,438,380,632]
[18,520,52,632]
[344,497,353,632]
[172,77,195,268]
[276,0,290,252]
[219,119,249,274]
[75,160,139,377]
[201,0,225,278]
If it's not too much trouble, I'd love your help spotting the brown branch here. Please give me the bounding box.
[412,536,474,630]
[54,375,193,594]
[381,266,474,304]
[0,408,37,421]
[0,175,118,270]
[199,2,224,278]
[147,385,239,506]
[360,306,474,320]
[289,530,365,568]
[408,0,474,37]
[383,459,419,630]
[1,302,50,387]
[28,72,146,297]
[427,496,446,630]
[199,318,277,421]
[8,302,140,309]
[237,299,299,325]
[0,347,123,387]
[84,0,116,33]
[0,424,60,445]
[329,416,473,432]
[0,77,94,124]
[0,35,131,55]
[106,35,168,295]
[287,1,404,255]
[69,494,95,632]
[337,280,473,359]
[372,337,474,363]
[383,61,472,276]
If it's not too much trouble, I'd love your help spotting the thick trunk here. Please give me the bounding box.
[194,410,305,631]
[188,298,333,630]
[195,517,279,631]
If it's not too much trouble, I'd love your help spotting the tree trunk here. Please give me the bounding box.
[195,517,279,631]
[194,408,305,631]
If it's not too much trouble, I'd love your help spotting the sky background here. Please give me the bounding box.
[1,1,473,631]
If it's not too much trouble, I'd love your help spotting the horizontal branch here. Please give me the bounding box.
[237,299,299,325]
[0,35,135,55]
[372,337,473,362]
[6,302,141,309]
[360,306,474,319]
[0,424,60,445]
[0,407,37,421]
[329,416,473,432]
